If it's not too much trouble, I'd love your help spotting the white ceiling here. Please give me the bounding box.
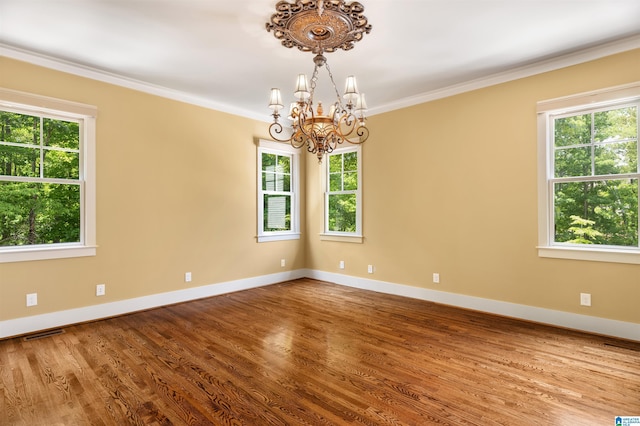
[1,0,639,121]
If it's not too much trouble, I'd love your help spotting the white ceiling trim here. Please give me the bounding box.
[0,43,263,121]
[3,35,640,121]
[370,34,640,115]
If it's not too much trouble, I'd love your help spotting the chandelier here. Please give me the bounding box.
[266,0,372,162]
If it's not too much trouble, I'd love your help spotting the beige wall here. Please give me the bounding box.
[307,49,640,325]
[1,49,639,328]
[0,57,307,321]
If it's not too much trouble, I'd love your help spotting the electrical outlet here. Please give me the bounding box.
[433,273,440,283]
[580,293,591,306]
[281,259,286,267]
[26,293,38,307]
[367,265,374,274]
[339,260,345,269]
[96,284,106,296]
[185,272,192,282]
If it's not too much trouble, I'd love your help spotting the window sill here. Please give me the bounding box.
[537,245,640,264]
[0,244,97,263]
[319,233,363,244]
[257,232,301,243]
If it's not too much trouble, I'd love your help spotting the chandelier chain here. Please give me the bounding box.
[324,60,344,109]
[309,60,343,111]
[309,64,320,106]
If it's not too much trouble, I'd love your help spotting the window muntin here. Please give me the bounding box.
[325,147,361,236]
[0,89,96,262]
[550,103,638,248]
[257,140,300,242]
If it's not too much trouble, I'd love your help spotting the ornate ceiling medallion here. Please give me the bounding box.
[266,0,372,53]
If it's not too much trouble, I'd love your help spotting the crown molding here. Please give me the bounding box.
[0,43,265,121]
[3,34,639,120]
[369,34,640,115]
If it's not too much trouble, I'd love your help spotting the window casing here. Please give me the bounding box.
[322,146,362,242]
[257,139,300,242]
[537,82,640,263]
[0,89,97,263]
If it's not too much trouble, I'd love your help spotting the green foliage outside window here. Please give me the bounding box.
[0,111,81,246]
[553,105,638,246]
[328,151,358,233]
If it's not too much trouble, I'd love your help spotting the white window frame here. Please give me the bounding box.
[321,145,363,243]
[257,139,300,242]
[0,88,97,263]
[537,82,640,264]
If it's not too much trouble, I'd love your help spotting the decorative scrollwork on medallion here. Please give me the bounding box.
[266,0,371,53]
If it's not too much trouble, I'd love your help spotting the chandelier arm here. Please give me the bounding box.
[335,111,357,136]
[341,124,369,144]
[326,131,342,153]
[333,111,369,144]
[296,104,316,140]
[291,130,307,148]
[268,121,293,143]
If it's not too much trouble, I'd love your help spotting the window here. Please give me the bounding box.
[257,139,300,242]
[0,89,96,263]
[537,83,640,263]
[323,146,362,242]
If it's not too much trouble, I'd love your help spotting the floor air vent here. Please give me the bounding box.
[23,328,65,341]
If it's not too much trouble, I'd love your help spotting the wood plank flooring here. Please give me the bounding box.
[1,278,639,425]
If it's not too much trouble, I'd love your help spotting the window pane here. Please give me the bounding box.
[262,153,291,192]
[328,193,356,232]
[44,150,79,179]
[594,106,637,143]
[263,171,274,191]
[0,112,39,145]
[329,173,342,192]
[554,179,638,246]
[277,155,290,174]
[282,173,290,192]
[329,153,342,173]
[594,141,637,175]
[554,146,590,177]
[264,194,291,231]
[0,181,81,246]
[43,118,79,149]
[0,145,40,177]
[343,171,358,190]
[274,172,285,192]
[263,172,290,192]
[262,152,276,171]
[554,114,591,147]
[343,151,358,171]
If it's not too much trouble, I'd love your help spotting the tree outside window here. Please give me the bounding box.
[326,148,361,235]
[552,104,638,247]
[0,111,81,247]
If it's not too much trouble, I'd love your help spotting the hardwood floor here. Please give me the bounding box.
[1,278,639,425]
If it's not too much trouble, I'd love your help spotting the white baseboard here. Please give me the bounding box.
[307,270,640,342]
[0,270,306,339]
[2,268,638,342]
